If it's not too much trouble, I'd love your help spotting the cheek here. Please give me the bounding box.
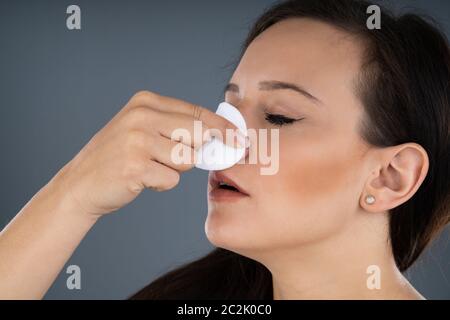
[204,120,369,252]
[253,129,367,246]
[281,136,357,204]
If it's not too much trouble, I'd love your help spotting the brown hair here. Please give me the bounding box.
[131,0,450,299]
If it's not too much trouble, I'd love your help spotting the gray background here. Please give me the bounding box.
[0,0,449,299]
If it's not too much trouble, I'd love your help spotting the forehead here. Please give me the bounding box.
[233,18,365,103]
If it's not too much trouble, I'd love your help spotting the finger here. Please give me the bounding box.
[131,90,204,116]
[141,161,180,192]
[117,106,211,149]
[160,113,214,149]
[130,91,244,148]
[156,110,244,149]
[149,137,196,172]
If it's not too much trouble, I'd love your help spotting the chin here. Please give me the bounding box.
[204,210,271,260]
[205,210,234,247]
[205,210,249,251]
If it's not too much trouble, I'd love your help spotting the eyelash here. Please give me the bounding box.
[264,112,303,126]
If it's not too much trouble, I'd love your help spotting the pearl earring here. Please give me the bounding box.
[365,195,376,205]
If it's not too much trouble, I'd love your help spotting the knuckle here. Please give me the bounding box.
[157,171,180,191]
[128,129,148,146]
[127,181,144,195]
[124,105,152,127]
[132,90,151,99]
[122,156,146,180]
[132,90,160,103]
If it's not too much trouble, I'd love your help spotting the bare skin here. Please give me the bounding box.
[0,18,429,300]
[205,18,428,299]
[0,91,241,299]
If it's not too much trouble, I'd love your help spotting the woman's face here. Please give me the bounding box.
[205,18,373,258]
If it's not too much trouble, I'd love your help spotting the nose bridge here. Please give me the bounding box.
[232,95,259,131]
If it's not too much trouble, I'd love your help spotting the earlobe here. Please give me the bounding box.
[360,143,429,212]
[364,194,376,205]
[360,168,383,212]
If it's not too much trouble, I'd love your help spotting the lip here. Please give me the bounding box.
[208,171,250,201]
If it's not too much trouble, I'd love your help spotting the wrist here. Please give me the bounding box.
[43,166,100,227]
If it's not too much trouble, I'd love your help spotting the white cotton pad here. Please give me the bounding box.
[194,102,247,171]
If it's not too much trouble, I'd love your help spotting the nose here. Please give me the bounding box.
[229,102,258,160]
[231,100,257,131]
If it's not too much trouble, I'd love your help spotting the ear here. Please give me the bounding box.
[360,143,429,212]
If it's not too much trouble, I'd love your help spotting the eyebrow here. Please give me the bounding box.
[224,80,322,105]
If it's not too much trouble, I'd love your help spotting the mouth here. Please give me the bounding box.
[208,171,250,201]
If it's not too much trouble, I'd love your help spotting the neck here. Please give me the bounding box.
[256,213,421,299]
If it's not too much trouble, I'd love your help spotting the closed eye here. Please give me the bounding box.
[264,112,304,126]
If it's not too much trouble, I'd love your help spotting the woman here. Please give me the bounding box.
[0,0,449,299]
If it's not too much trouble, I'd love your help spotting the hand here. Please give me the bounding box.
[53,91,241,218]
